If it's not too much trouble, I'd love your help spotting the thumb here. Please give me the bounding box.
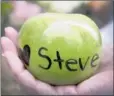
[3,51,24,77]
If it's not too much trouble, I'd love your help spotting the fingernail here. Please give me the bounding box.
[4,27,8,32]
[2,53,5,57]
[4,27,11,32]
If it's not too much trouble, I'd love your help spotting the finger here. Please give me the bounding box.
[17,70,37,91]
[96,45,113,73]
[3,51,24,77]
[1,37,17,55]
[35,80,57,95]
[56,85,78,95]
[5,27,18,46]
[17,70,39,95]
[76,71,113,95]
[3,51,38,95]
[4,51,57,95]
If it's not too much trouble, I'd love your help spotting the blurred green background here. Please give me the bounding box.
[1,1,113,95]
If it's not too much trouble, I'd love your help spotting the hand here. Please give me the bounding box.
[1,27,113,95]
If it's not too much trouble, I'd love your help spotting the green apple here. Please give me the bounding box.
[18,13,102,85]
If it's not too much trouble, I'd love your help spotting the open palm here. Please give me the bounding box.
[1,27,113,95]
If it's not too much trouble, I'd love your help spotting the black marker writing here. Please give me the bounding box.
[53,51,64,69]
[91,53,99,67]
[19,45,31,67]
[38,47,52,69]
[79,57,90,71]
[38,46,99,71]
[66,59,77,71]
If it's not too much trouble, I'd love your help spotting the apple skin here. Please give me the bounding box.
[18,13,102,85]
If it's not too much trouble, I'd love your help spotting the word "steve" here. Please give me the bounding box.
[38,47,99,71]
